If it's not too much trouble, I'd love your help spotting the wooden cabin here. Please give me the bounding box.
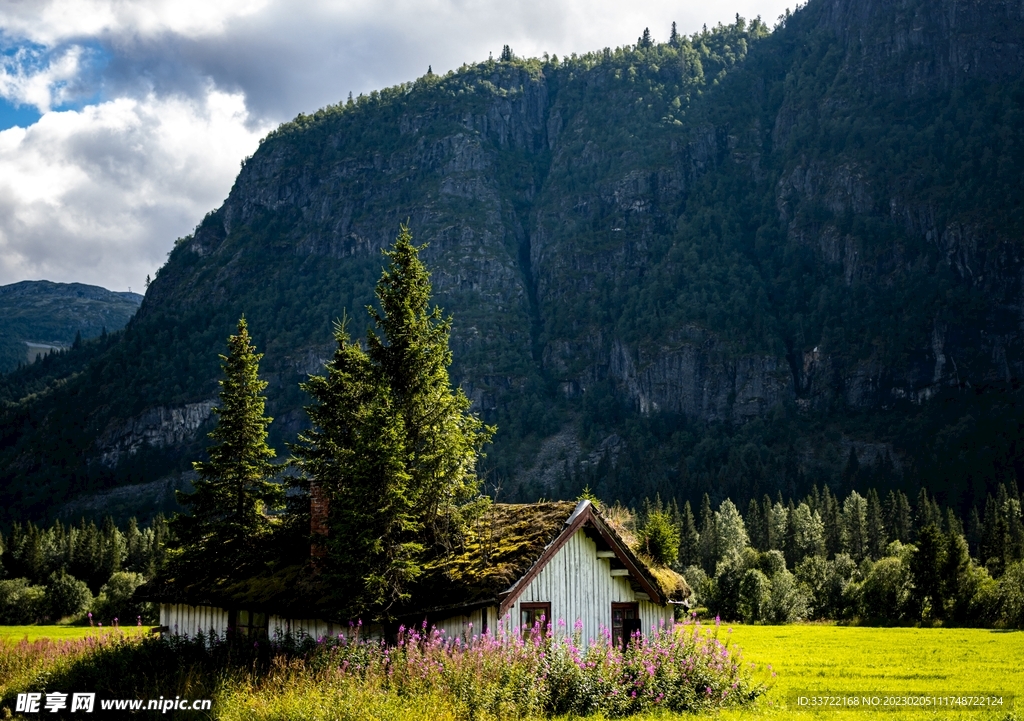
[146,500,689,646]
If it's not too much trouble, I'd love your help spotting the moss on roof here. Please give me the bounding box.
[141,499,690,619]
[410,501,578,612]
[598,507,691,603]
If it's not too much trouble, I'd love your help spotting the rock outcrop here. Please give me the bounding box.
[97,401,216,467]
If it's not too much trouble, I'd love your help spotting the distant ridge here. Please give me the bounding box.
[0,280,143,373]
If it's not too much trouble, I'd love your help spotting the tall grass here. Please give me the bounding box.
[1,617,763,719]
[0,633,132,698]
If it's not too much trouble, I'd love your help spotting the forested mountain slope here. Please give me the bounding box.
[0,282,142,373]
[1,0,1022,523]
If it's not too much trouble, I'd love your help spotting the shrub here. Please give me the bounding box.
[639,509,680,566]
[764,569,807,623]
[317,618,764,717]
[738,569,772,623]
[91,572,149,624]
[858,556,914,623]
[1000,561,1024,628]
[0,578,47,624]
[45,572,93,621]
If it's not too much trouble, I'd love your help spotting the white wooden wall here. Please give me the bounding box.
[159,603,229,639]
[159,531,675,648]
[267,616,382,641]
[159,604,382,642]
[500,529,674,645]
[429,607,491,641]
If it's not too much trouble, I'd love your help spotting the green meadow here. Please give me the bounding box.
[0,625,150,642]
[720,625,1023,721]
[1,623,1021,720]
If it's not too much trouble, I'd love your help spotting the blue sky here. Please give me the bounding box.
[0,98,38,128]
[0,0,793,293]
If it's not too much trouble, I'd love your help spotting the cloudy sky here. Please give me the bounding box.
[0,0,793,293]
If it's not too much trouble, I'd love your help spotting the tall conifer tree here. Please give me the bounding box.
[866,488,887,559]
[365,226,493,548]
[295,321,421,617]
[172,318,282,578]
[677,500,700,568]
[294,226,493,619]
[698,494,717,573]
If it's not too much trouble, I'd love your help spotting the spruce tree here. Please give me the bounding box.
[915,488,941,536]
[670,21,679,46]
[294,226,492,620]
[172,318,282,579]
[1005,492,1024,564]
[677,500,700,568]
[967,505,983,557]
[365,226,493,548]
[981,491,1008,574]
[911,523,946,619]
[783,498,798,567]
[884,490,913,543]
[842,491,868,561]
[295,321,422,617]
[698,493,717,573]
[821,486,844,557]
[639,497,680,566]
[866,488,887,559]
[941,529,972,622]
[746,498,764,550]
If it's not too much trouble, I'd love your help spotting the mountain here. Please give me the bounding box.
[1,0,1022,524]
[0,281,142,374]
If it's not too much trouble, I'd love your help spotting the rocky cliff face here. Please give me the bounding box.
[97,401,215,468]
[819,0,1024,93]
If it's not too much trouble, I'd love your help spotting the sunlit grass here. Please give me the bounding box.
[2,623,1021,720]
[718,624,1023,720]
[0,625,152,642]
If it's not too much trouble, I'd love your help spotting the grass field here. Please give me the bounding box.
[0,625,151,642]
[719,625,1023,721]
[1,624,1020,720]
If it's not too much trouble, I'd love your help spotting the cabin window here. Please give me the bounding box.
[230,609,269,640]
[611,602,640,650]
[519,602,551,637]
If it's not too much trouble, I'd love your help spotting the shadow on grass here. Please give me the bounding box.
[1,634,267,719]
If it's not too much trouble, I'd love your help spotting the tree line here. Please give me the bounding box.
[0,516,168,624]
[633,483,1024,626]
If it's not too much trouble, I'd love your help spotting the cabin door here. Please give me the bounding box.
[611,602,640,650]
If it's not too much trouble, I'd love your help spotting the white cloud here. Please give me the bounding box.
[0,45,86,112]
[0,0,269,45]
[0,90,271,291]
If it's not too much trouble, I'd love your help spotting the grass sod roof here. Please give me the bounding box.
[407,500,690,616]
[594,508,691,604]
[410,501,580,613]
[139,500,690,621]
